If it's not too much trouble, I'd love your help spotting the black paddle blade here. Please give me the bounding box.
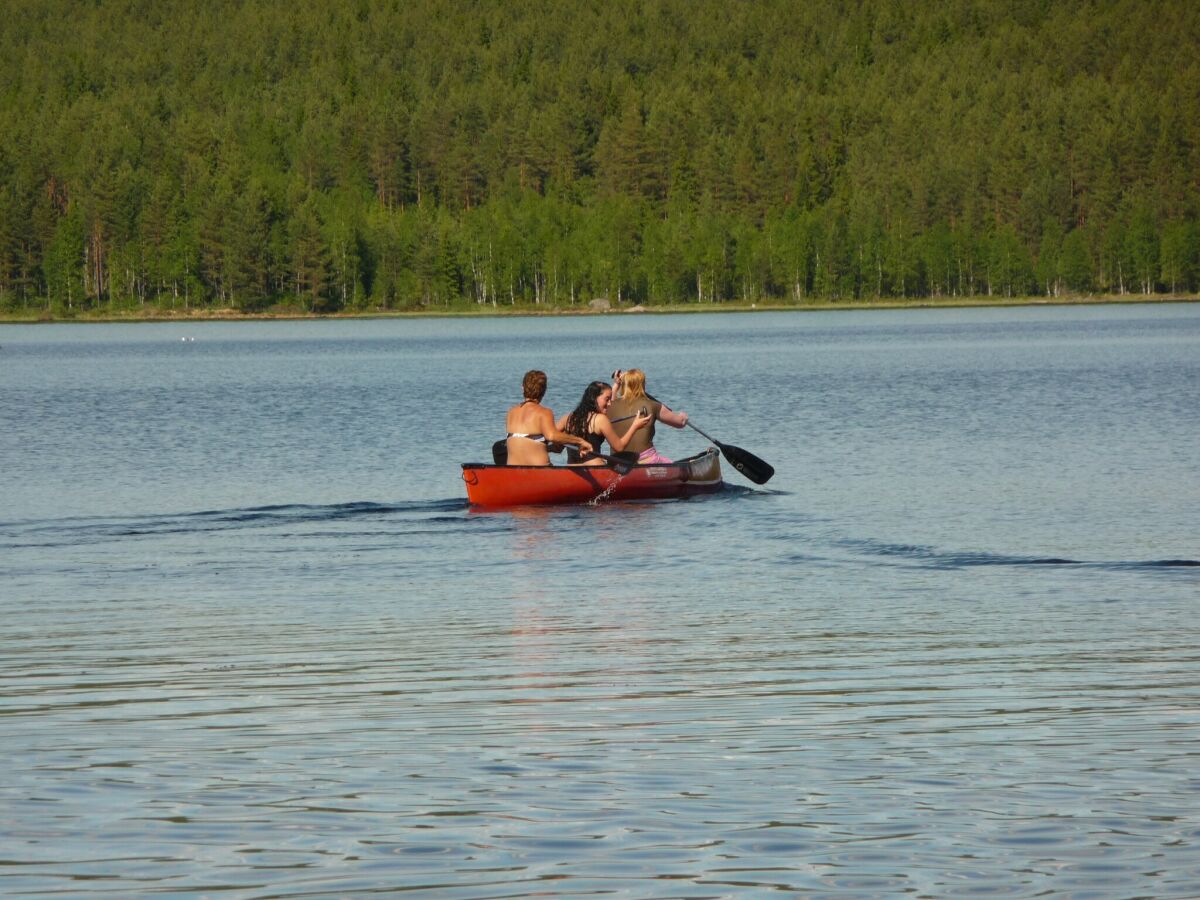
[612,452,640,475]
[595,451,635,474]
[492,439,508,465]
[715,441,774,484]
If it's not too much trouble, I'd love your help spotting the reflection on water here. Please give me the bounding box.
[2,307,1199,896]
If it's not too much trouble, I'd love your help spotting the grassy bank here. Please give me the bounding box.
[0,293,1195,324]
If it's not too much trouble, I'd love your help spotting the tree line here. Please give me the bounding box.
[0,0,1197,315]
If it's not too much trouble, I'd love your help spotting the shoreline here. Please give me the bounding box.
[1,293,1195,324]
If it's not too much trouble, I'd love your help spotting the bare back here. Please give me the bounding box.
[505,401,554,465]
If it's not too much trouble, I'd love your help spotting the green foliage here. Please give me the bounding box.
[0,0,1197,313]
[1160,221,1198,293]
[1060,227,1094,293]
[43,204,85,310]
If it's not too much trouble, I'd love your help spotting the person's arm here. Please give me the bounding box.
[658,404,688,428]
[599,410,651,452]
[542,408,593,455]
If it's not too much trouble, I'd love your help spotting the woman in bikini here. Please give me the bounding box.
[505,370,593,466]
[556,381,652,466]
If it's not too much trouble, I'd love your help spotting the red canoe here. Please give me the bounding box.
[461,448,723,507]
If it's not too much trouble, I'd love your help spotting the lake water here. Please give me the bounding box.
[2,304,1198,897]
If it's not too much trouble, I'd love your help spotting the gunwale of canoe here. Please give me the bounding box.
[461,448,722,507]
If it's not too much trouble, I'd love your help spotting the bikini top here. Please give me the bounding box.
[509,399,548,443]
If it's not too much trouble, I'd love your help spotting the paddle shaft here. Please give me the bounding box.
[643,392,712,441]
[562,444,637,472]
[584,450,635,473]
[492,437,634,473]
[642,392,774,484]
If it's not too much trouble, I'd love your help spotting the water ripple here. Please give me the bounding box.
[834,537,1200,573]
[4,583,1200,897]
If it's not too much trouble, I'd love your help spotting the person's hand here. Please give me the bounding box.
[578,439,594,456]
[678,412,688,427]
[633,409,653,430]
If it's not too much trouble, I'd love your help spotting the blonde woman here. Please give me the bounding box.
[505,370,592,465]
[606,369,688,464]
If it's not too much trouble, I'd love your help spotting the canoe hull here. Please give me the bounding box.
[461,449,723,507]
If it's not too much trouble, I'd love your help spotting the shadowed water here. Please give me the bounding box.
[1,305,1198,897]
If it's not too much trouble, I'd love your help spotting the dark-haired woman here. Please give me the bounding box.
[506,370,592,466]
[555,380,652,465]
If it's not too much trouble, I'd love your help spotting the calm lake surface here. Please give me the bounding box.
[2,304,1198,898]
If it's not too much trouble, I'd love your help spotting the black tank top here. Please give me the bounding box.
[566,415,605,463]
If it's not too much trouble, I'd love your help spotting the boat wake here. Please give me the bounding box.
[0,499,470,549]
[834,537,1199,573]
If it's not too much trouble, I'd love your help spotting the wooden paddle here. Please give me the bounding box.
[644,393,775,484]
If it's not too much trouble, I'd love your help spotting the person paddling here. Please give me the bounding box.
[506,370,592,466]
[607,368,688,464]
[556,380,652,465]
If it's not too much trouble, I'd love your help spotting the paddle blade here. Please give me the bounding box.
[492,439,508,465]
[716,441,774,484]
[596,451,635,474]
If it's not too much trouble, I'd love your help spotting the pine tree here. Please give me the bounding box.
[289,198,332,310]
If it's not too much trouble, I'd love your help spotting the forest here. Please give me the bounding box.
[0,0,1198,316]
